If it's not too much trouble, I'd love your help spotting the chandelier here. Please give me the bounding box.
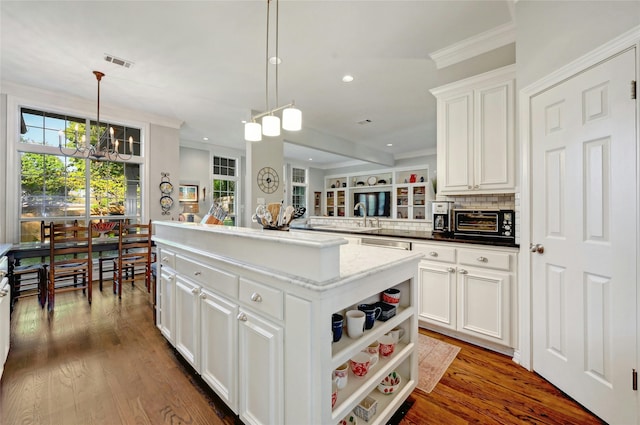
[58,71,133,161]
[244,0,301,142]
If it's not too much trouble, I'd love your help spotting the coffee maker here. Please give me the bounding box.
[432,201,453,234]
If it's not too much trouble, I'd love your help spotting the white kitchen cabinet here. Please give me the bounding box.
[174,275,199,368]
[414,241,516,349]
[153,221,422,425]
[157,248,176,343]
[199,287,238,412]
[238,308,283,425]
[431,65,515,195]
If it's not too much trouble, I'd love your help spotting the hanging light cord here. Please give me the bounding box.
[264,0,270,113]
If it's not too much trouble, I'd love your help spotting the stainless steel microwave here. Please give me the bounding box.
[452,209,515,240]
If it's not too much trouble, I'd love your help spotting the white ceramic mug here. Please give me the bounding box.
[378,334,396,357]
[333,363,349,389]
[387,327,405,343]
[349,351,378,377]
[363,341,380,365]
[346,310,366,338]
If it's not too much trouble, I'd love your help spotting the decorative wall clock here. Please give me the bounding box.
[257,166,279,194]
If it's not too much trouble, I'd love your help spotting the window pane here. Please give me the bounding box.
[18,108,143,240]
[292,167,305,184]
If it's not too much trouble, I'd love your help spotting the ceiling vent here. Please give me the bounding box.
[357,119,372,125]
[104,54,134,69]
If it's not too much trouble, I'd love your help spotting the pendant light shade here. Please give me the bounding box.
[262,115,281,137]
[282,106,302,131]
[244,121,262,142]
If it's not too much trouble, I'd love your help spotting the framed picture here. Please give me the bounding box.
[178,184,199,202]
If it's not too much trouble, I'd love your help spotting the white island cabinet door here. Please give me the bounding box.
[158,268,175,343]
[199,288,239,413]
[175,276,200,370]
[238,309,283,425]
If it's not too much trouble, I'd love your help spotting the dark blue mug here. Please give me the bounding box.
[332,313,344,342]
[358,304,382,330]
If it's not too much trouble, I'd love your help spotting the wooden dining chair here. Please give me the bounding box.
[47,221,92,311]
[112,220,152,298]
[10,221,49,308]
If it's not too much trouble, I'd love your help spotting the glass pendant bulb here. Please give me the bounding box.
[244,121,262,142]
[262,115,280,137]
[282,106,302,131]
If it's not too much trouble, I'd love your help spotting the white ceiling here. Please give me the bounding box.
[0,0,514,167]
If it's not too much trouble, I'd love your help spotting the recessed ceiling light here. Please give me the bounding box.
[203,137,209,141]
[269,56,282,65]
[308,158,313,161]
[386,143,393,147]
[342,75,354,83]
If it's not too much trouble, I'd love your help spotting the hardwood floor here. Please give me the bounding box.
[1,284,604,425]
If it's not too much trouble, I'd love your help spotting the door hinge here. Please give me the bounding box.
[633,369,638,391]
[632,80,637,100]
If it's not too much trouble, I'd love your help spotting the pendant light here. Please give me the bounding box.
[244,0,301,141]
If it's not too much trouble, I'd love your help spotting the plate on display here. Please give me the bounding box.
[367,176,377,186]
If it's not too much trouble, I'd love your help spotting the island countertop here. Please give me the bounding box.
[152,221,423,287]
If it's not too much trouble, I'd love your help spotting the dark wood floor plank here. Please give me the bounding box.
[1,284,604,425]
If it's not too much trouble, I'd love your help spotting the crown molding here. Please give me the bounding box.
[429,21,516,69]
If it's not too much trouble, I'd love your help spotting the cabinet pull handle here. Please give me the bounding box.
[477,256,488,263]
[447,267,455,273]
[474,185,479,189]
[250,292,263,303]
[191,287,200,295]
[162,256,169,262]
[459,269,468,274]
[429,251,438,257]
[194,271,202,276]
[237,312,248,322]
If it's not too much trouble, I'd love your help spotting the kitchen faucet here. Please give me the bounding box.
[354,202,367,227]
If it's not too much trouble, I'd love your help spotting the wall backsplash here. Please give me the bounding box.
[440,193,515,210]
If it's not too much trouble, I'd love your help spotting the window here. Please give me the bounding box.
[18,107,142,242]
[212,156,238,226]
[291,167,307,215]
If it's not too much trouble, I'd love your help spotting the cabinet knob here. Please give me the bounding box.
[468,185,472,189]
[237,312,248,322]
[447,267,455,273]
[477,256,488,263]
[429,251,438,257]
[458,269,468,274]
[474,185,479,189]
[191,287,200,295]
[194,271,202,276]
[250,292,263,303]
[200,293,207,300]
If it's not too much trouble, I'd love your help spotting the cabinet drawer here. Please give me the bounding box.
[239,278,283,320]
[458,249,511,271]
[158,248,176,269]
[412,243,456,263]
[175,255,239,299]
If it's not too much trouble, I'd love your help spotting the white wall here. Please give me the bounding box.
[178,146,210,218]
[516,1,640,89]
[149,124,181,223]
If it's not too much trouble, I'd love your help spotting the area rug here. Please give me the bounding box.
[416,333,461,393]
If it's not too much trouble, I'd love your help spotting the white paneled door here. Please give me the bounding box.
[531,48,637,424]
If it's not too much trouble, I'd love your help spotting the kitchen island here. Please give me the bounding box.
[152,221,423,425]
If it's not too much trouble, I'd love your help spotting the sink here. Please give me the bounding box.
[311,225,378,233]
